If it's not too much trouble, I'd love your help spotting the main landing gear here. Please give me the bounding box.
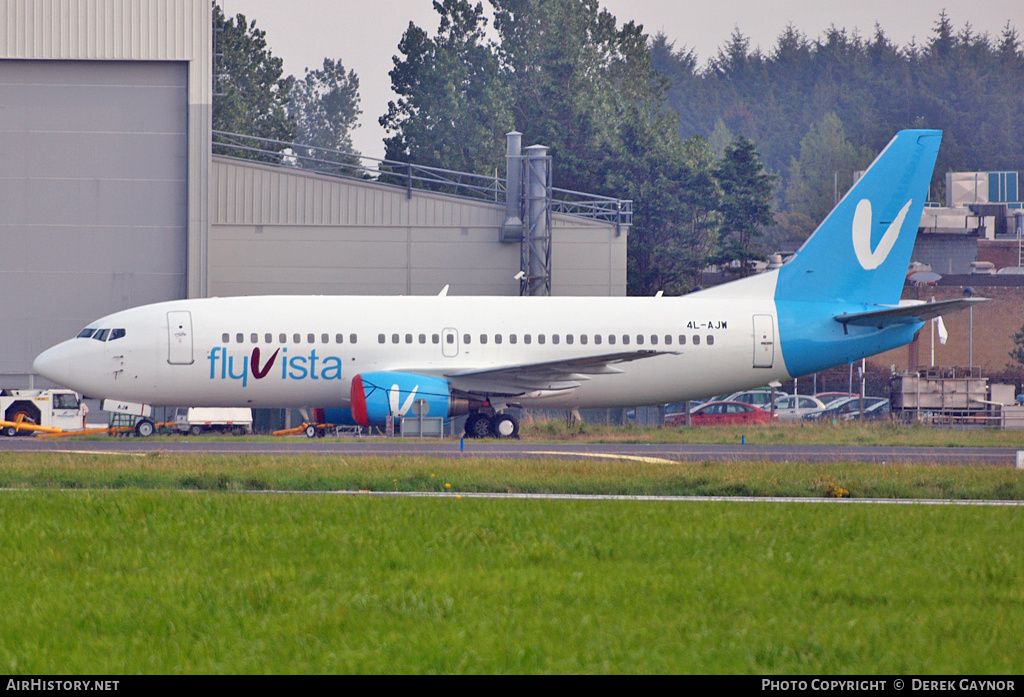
[463,410,520,439]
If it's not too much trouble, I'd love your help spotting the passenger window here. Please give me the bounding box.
[622,335,630,345]
[463,334,471,344]
[446,334,454,344]
[378,334,386,344]
[594,335,601,345]
[280,334,287,343]
[293,334,301,344]
[236,333,244,343]
[109,328,126,341]
[566,335,574,345]
[524,334,532,344]
[552,334,559,345]
[650,335,658,345]
[480,334,488,344]
[322,334,329,344]
[707,335,714,346]
[265,333,273,343]
[336,334,344,344]
[580,335,587,345]
[608,335,615,345]
[679,335,687,345]
[538,334,546,344]
[222,333,230,343]
[392,334,400,344]
[405,334,413,344]
[510,334,517,344]
[665,335,672,345]
[350,334,357,344]
[432,334,440,344]
[307,334,315,344]
[495,334,502,344]
[693,335,700,345]
[419,334,426,344]
[251,333,258,343]
[636,335,644,345]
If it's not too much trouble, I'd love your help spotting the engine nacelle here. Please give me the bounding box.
[350,371,482,427]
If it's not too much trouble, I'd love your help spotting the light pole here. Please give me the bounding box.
[964,287,975,369]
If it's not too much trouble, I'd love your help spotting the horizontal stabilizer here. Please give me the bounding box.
[834,297,988,329]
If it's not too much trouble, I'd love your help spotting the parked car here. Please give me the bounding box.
[726,389,788,408]
[812,392,857,406]
[803,396,888,422]
[769,394,828,423]
[840,398,891,421]
[667,400,776,426]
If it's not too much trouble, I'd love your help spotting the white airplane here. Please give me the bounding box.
[33,129,982,438]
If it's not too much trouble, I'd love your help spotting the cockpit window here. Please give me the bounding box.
[93,329,110,342]
[109,328,126,341]
[77,328,96,339]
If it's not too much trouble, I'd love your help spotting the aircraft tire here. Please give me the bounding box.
[304,424,318,438]
[465,413,492,439]
[491,413,519,439]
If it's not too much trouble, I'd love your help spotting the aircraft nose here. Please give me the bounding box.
[33,342,75,387]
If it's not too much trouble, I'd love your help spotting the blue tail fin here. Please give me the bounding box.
[776,130,942,306]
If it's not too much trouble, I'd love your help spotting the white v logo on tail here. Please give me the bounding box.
[851,198,912,270]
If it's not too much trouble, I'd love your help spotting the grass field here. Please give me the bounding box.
[0,489,1021,674]
[1,450,1022,674]
[517,419,1024,448]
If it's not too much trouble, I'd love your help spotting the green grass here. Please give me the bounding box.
[3,452,1024,500]
[517,418,1024,448]
[2,453,1022,673]
[0,490,1020,674]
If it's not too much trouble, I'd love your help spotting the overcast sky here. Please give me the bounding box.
[223,0,1018,159]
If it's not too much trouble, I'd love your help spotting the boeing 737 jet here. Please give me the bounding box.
[33,129,982,438]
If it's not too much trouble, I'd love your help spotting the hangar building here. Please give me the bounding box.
[0,0,629,391]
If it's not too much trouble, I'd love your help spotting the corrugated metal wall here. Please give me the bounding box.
[0,0,211,297]
[210,158,627,297]
[0,0,210,385]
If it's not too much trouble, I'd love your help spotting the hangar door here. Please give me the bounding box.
[0,60,188,384]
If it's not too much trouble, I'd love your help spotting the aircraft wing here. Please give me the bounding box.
[834,297,988,329]
[436,350,676,396]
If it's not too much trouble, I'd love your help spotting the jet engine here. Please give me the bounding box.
[349,371,483,427]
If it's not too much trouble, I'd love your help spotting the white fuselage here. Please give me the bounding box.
[33,293,790,409]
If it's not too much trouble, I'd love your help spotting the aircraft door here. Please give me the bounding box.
[752,314,775,368]
[441,328,459,357]
[167,311,194,365]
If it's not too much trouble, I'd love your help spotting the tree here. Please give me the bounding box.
[776,113,869,247]
[621,135,722,296]
[212,3,295,147]
[715,136,775,273]
[379,0,513,175]
[492,0,673,195]
[381,0,720,294]
[290,58,362,164]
